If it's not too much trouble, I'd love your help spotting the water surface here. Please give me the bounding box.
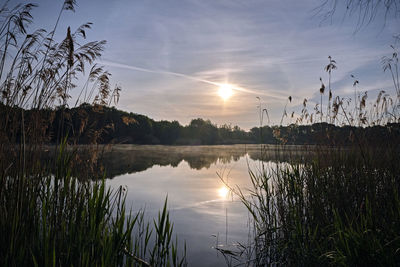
[104,144,306,266]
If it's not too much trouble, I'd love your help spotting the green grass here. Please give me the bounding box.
[0,146,186,267]
[223,144,400,266]
[216,43,400,266]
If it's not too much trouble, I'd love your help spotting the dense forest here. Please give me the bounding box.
[1,103,399,146]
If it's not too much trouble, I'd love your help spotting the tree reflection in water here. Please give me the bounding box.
[56,144,315,179]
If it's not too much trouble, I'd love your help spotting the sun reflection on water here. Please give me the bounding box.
[217,186,230,199]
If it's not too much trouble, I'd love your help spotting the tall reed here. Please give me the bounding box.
[219,45,400,266]
[0,142,186,266]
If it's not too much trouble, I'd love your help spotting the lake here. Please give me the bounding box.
[102,144,309,266]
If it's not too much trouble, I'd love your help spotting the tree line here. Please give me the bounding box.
[1,103,398,146]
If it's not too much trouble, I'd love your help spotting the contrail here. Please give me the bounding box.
[101,60,279,97]
[102,60,221,86]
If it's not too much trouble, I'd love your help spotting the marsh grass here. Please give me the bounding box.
[0,1,122,153]
[218,46,400,266]
[218,142,400,266]
[0,143,186,267]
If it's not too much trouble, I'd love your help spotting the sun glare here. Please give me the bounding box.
[218,186,230,199]
[218,84,234,100]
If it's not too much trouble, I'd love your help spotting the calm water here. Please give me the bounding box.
[103,144,306,266]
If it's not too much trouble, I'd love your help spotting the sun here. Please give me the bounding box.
[218,84,234,100]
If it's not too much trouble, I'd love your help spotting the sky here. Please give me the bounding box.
[7,0,400,129]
